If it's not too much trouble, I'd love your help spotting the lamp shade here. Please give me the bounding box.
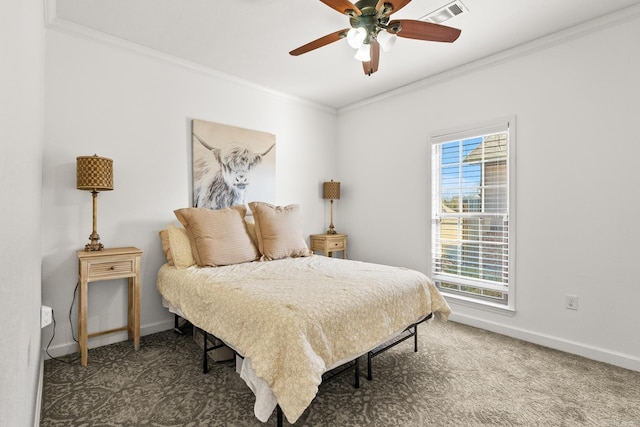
[354,44,371,62]
[323,180,340,200]
[347,27,367,49]
[377,31,397,52]
[76,155,113,191]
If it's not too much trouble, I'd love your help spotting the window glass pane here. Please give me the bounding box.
[462,137,482,159]
[440,166,460,212]
[461,163,481,212]
[440,242,459,274]
[441,141,459,165]
[461,242,480,278]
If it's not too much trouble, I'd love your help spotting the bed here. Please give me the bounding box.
[157,202,451,425]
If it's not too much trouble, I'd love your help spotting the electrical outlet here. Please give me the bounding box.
[565,294,578,311]
[41,305,53,328]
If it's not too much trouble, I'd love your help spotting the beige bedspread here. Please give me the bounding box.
[157,255,451,423]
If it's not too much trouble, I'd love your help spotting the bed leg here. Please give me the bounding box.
[354,357,360,388]
[202,330,209,374]
[276,405,283,427]
[173,314,187,335]
[367,351,373,381]
[414,324,418,352]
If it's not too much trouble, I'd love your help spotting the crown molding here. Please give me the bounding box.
[43,0,56,27]
[45,15,337,115]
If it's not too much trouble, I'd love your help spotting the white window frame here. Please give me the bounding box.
[430,117,516,313]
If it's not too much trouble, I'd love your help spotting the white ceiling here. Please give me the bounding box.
[54,0,639,109]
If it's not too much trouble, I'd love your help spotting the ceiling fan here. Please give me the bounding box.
[289,0,462,76]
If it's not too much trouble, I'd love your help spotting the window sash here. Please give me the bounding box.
[431,119,513,306]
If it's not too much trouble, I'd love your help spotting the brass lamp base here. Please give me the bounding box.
[85,232,104,251]
[84,190,105,251]
[326,198,337,234]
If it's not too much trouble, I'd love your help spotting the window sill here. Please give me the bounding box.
[441,291,516,316]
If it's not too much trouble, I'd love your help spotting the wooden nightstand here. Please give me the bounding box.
[77,246,142,366]
[310,234,347,259]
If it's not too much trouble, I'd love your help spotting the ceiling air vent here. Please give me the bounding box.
[420,0,468,24]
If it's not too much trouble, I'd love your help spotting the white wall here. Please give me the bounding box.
[42,24,338,355]
[337,11,640,370]
[0,0,45,425]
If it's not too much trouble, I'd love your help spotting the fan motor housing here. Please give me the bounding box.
[350,1,390,33]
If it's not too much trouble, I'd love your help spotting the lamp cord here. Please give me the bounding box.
[69,281,79,343]
[44,282,80,363]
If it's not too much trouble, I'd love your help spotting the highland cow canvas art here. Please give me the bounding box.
[191,119,275,210]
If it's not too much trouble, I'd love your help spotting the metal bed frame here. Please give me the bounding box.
[183,311,433,426]
[367,312,433,381]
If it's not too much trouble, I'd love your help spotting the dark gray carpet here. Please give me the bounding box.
[42,321,640,426]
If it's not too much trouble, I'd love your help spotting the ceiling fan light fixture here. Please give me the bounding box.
[288,0,462,76]
[354,43,371,62]
[347,27,367,49]
[377,31,397,52]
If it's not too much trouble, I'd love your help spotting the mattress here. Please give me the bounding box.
[157,255,451,423]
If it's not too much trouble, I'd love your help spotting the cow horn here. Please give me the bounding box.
[261,144,275,157]
[195,133,275,158]
[193,133,216,151]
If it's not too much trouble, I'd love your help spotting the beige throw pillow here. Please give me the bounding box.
[166,224,196,268]
[158,229,174,266]
[174,206,259,267]
[244,218,258,248]
[249,202,311,260]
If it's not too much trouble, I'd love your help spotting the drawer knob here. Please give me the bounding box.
[110,266,115,270]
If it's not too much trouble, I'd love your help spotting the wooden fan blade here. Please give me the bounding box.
[388,19,461,42]
[382,0,413,15]
[289,29,349,56]
[319,0,362,16]
[362,39,380,76]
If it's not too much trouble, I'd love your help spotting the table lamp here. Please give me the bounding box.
[323,180,340,234]
[76,154,113,251]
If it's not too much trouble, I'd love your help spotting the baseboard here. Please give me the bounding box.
[34,352,44,427]
[44,318,175,359]
[141,318,175,336]
[449,312,640,372]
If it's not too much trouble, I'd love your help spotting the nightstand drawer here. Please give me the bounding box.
[89,259,135,277]
[327,239,345,250]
